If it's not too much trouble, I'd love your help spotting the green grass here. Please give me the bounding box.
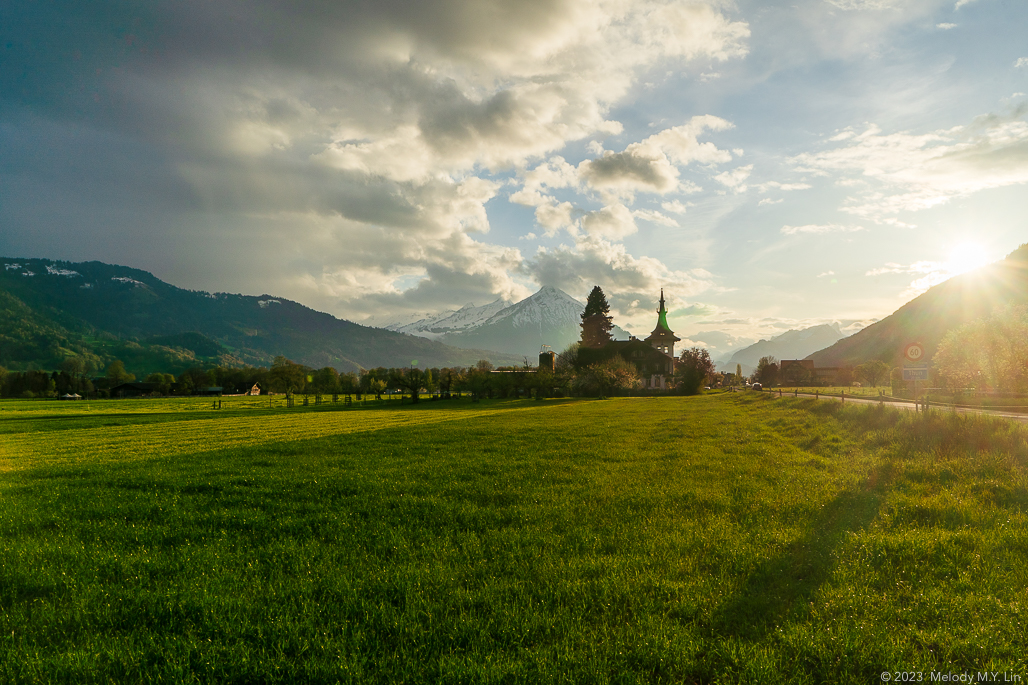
[2,394,1027,683]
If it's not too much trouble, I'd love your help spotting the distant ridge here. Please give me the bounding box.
[808,243,1028,368]
[717,323,850,376]
[0,257,523,374]
[388,285,630,357]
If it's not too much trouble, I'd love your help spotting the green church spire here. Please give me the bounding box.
[655,288,671,332]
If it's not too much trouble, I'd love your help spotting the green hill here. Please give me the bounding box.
[808,243,1028,368]
[0,257,521,375]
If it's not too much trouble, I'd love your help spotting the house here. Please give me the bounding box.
[578,290,679,390]
[779,359,815,385]
[109,382,160,398]
[779,360,840,386]
[813,367,840,386]
[246,383,261,396]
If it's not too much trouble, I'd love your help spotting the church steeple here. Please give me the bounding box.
[654,288,671,333]
[645,288,680,358]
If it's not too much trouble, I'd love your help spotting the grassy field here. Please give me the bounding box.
[2,393,1028,683]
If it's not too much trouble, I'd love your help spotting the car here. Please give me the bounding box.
[751,382,763,391]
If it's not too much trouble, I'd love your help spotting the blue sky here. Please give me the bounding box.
[2,0,1026,356]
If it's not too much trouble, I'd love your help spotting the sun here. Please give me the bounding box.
[945,241,992,276]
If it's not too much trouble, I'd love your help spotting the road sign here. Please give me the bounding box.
[904,343,924,363]
[903,362,928,369]
[903,368,929,381]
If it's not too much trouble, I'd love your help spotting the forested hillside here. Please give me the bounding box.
[809,244,1028,367]
[0,258,519,375]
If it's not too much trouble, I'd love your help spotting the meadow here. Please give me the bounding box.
[2,392,1027,683]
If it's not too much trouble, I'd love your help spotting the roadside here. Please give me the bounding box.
[729,387,1028,424]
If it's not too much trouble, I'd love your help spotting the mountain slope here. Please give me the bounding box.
[388,298,514,339]
[717,324,849,375]
[0,257,521,373]
[808,244,1028,368]
[431,286,630,357]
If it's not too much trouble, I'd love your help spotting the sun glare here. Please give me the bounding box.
[945,242,991,276]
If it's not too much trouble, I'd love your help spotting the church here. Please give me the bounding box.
[578,290,680,390]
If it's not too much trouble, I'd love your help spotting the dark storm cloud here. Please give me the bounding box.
[0,0,747,321]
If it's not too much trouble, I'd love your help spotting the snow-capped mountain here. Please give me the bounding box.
[386,298,513,340]
[388,286,629,357]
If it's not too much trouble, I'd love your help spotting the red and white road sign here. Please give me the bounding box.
[904,342,924,363]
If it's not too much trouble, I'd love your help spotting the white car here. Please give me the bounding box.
[752,382,763,391]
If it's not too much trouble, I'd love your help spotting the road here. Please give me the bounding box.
[749,389,1028,424]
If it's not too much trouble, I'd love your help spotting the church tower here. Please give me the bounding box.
[644,289,680,359]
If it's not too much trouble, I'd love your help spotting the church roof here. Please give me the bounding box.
[645,289,680,341]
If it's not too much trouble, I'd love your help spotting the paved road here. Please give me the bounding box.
[750,390,1028,424]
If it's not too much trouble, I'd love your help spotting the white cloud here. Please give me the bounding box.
[661,200,693,214]
[103,0,750,318]
[1016,58,1028,68]
[792,107,1028,222]
[954,0,980,8]
[825,0,903,9]
[817,271,836,277]
[578,115,735,197]
[714,164,753,191]
[864,260,952,297]
[755,181,813,193]
[781,223,864,235]
[522,233,716,326]
[758,198,783,206]
[632,208,680,227]
[581,204,639,239]
[936,23,957,30]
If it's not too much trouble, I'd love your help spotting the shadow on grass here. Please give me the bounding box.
[709,466,890,641]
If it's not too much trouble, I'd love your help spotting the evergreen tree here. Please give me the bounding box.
[580,286,614,348]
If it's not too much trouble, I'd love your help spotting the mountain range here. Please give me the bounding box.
[809,243,1028,368]
[717,323,850,376]
[0,257,522,375]
[386,285,630,357]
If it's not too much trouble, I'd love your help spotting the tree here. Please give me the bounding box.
[145,373,175,395]
[755,356,779,387]
[677,347,716,395]
[60,356,86,378]
[736,363,743,387]
[577,355,639,397]
[390,367,426,403]
[312,367,340,394]
[269,357,309,394]
[106,360,135,386]
[580,285,614,348]
[467,363,493,399]
[855,359,890,388]
[935,304,1028,392]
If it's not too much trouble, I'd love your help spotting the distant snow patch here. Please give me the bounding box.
[81,283,94,289]
[112,276,145,287]
[5,263,21,270]
[46,265,80,277]
[22,271,35,277]
[258,299,281,308]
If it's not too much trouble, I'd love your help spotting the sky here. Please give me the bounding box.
[2,0,1027,358]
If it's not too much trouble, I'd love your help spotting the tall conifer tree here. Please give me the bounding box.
[580,286,614,348]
